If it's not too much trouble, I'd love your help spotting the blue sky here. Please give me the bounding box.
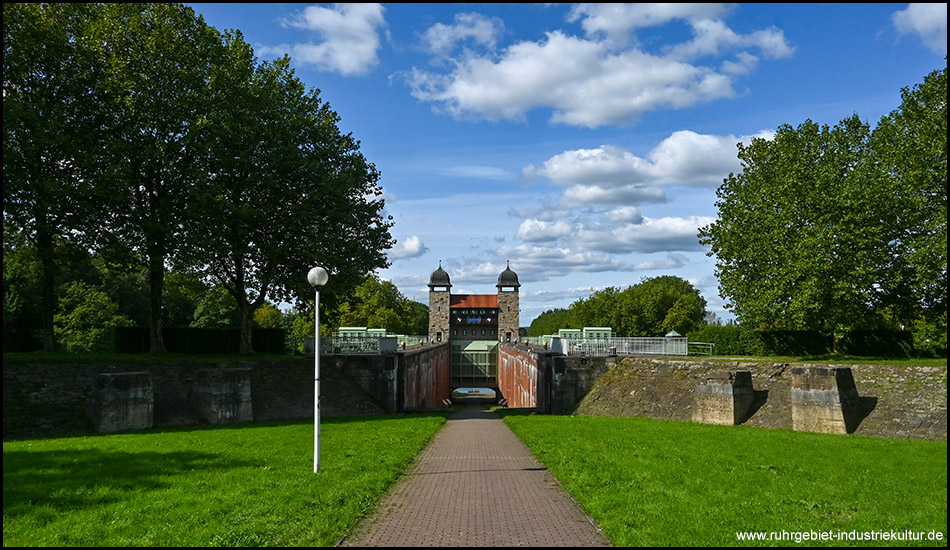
[187,3,947,326]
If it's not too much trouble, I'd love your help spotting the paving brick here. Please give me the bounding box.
[340,405,610,547]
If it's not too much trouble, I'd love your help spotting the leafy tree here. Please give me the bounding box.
[190,285,242,329]
[699,66,947,350]
[88,3,224,352]
[550,276,707,337]
[3,223,44,351]
[182,34,393,353]
[3,3,107,350]
[253,303,283,329]
[617,276,707,336]
[331,276,426,335]
[569,287,622,332]
[698,116,885,340]
[527,308,572,337]
[869,65,947,327]
[54,281,133,353]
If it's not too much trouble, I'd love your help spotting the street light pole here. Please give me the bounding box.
[307,266,329,473]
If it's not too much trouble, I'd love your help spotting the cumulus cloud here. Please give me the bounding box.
[567,3,731,46]
[515,219,575,242]
[389,235,428,259]
[407,4,794,127]
[496,245,636,280]
[568,216,716,254]
[605,206,643,224]
[266,3,387,76]
[534,130,766,201]
[422,12,505,56]
[633,253,690,271]
[893,4,948,55]
[561,184,667,206]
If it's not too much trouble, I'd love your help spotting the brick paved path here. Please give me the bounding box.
[339,405,610,547]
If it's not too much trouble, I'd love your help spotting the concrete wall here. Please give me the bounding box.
[548,355,616,415]
[5,353,944,441]
[574,358,947,440]
[3,355,397,439]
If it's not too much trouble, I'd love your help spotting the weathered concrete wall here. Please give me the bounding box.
[789,367,862,434]
[548,355,616,415]
[692,371,755,426]
[192,368,253,425]
[401,343,451,410]
[498,344,542,408]
[3,355,398,439]
[89,372,154,433]
[575,358,947,440]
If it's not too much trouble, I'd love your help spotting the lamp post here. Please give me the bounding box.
[307,266,329,473]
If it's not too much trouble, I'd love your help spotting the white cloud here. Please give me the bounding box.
[893,4,948,55]
[666,19,794,61]
[389,235,428,259]
[515,219,575,242]
[605,206,643,224]
[567,3,731,46]
[439,164,512,180]
[633,253,690,271]
[534,130,766,203]
[496,245,636,280]
[408,5,794,127]
[422,12,504,56]
[568,216,715,254]
[561,184,667,206]
[539,145,655,187]
[271,3,386,76]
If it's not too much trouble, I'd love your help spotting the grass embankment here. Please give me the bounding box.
[501,413,947,546]
[2,414,447,547]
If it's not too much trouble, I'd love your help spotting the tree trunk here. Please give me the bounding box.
[37,229,57,352]
[148,249,167,353]
[239,301,255,354]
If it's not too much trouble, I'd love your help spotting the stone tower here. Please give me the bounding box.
[427,264,451,342]
[496,263,520,343]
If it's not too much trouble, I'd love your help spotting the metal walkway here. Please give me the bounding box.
[339,405,610,547]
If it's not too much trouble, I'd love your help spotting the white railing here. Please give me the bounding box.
[306,335,438,355]
[549,337,689,356]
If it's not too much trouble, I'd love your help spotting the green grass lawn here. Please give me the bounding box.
[501,413,948,547]
[4,409,947,547]
[2,414,447,547]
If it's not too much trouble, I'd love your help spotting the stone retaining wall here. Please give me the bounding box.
[574,358,947,440]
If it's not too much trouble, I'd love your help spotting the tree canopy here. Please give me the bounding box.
[528,276,708,337]
[699,65,947,346]
[2,3,393,353]
[330,276,428,336]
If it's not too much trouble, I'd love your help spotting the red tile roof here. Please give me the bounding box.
[450,294,498,308]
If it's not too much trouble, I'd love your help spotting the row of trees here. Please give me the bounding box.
[3,4,394,353]
[528,275,708,337]
[3,232,428,354]
[698,65,946,353]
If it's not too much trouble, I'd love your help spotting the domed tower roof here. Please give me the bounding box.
[428,263,452,289]
[496,262,521,289]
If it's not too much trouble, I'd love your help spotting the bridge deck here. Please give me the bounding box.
[339,405,609,547]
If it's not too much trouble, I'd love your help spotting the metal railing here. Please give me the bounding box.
[547,337,689,356]
[687,341,715,356]
[305,335,436,355]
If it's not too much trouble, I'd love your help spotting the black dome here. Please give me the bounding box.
[428,265,451,288]
[497,263,520,288]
